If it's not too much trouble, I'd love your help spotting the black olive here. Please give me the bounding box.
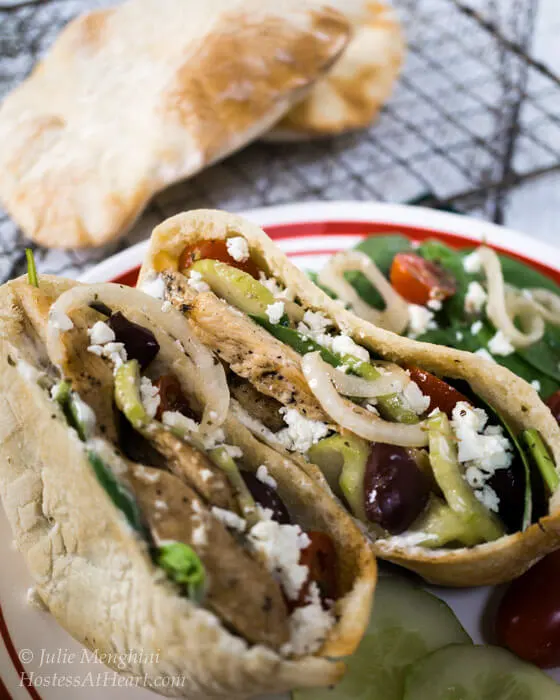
[363,443,431,534]
[108,312,159,369]
[242,472,291,524]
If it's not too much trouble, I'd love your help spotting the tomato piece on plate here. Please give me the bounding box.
[495,550,560,668]
[390,252,457,305]
[179,240,260,278]
[407,367,470,418]
[296,531,338,608]
[545,390,560,426]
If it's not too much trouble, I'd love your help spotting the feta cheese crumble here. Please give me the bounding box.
[140,376,160,419]
[451,401,513,512]
[487,330,515,357]
[427,298,442,311]
[463,250,482,273]
[407,304,437,338]
[276,408,329,453]
[266,301,285,325]
[531,380,541,392]
[139,275,166,299]
[211,507,247,532]
[256,465,277,489]
[471,320,483,335]
[281,583,334,656]
[88,321,115,345]
[71,395,97,439]
[402,381,430,415]
[456,330,464,342]
[331,335,369,362]
[88,341,128,371]
[162,410,199,435]
[226,236,249,262]
[187,270,211,293]
[464,281,487,314]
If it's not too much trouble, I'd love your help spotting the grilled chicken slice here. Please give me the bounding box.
[229,376,286,432]
[128,462,290,650]
[163,271,328,421]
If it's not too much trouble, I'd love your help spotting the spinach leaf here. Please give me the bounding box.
[307,271,338,299]
[517,325,560,384]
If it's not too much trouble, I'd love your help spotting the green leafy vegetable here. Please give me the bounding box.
[157,542,206,601]
[522,429,560,495]
[25,248,39,288]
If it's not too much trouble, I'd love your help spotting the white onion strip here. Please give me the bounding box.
[321,362,404,397]
[527,288,560,326]
[302,352,428,447]
[46,283,229,435]
[318,251,409,333]
[479,247,544,348]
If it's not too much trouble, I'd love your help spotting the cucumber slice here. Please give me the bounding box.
[404,644,560,700]
[292,577,471,700]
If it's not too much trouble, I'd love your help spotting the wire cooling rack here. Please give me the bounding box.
[0,0,559,281]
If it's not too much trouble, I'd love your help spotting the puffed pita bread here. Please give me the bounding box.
[139,209,560,587]
[266,0,404,140]
[0,0,349,250]
[0,275,376,698]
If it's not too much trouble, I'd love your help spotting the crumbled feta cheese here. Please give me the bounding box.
[71,395,96,438]
[88,341,128,371]
[199,468,214,482]
[463,250,482,273]
[474,348,496,363]
[365,403,379,415]
[248,513,310,600]
[223,444,243,459]
[140,376,160,419]
[531,380,541,392]
[226,236,249,262]
[471,320,483,335]
[451,401,513,512]
[88,321,115,345]
[276,408,329,453]
[403,381,430,415]
[256,465,277,489]
[266,301,285,324]
[192,524,207,546]
[407,304,437,338]
[140,275,166,299]
[464,281,487,314]
[281,583,334,656]
[475,484,501,513]
[456,331,464,342]
[331,335,369,362]
[259,272,294,301]
[300,310,331,333]
[202,427,226,450]
[48,308,73,331]
[212,507,246,532]
[187,270,210,293]
[487,330,515,357]
[161,301,173,313]
[427,298,442,311]
[162,410,199,435]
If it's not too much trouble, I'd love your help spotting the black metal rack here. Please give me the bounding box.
[1,0,559,281]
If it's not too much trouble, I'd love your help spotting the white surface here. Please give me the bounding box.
[2,202,559,699]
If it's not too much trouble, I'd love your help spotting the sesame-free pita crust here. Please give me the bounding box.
[0,0,349,249]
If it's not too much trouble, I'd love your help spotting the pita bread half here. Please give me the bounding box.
[0,0,349,249]
[139,209,560,587]
[266,0,405,140]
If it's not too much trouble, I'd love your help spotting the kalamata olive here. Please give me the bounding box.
[242,471,291,524]
[545,390,560,426]
[495,550,560,668]
[108,312,159,369]
[364,443,430,534]
[155,375,195,421]
[487,463,525,534]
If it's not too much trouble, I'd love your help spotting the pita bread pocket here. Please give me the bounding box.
[0,0,349,249]
[266,0,404,140]
[139,208,560,587]
[0,273,375,698]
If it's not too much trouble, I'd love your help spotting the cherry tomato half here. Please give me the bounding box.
[179,240,260,279]
[545,390,560,426]
[407,366,470,418]
[390,252,457,305]
[495,549,560,668]
[154,375,195,421]
[296,532,338,609]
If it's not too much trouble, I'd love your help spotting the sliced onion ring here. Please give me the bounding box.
[302,352,428,447]
[46,283,229,435]
[321,362,405,397]
[479,247,544,348]
[318,250,409,333]
[527,288,560,326]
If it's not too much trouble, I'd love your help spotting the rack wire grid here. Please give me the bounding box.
[1,0,559,281]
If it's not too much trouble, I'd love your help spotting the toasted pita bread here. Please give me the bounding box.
[0,0,349,250]
[0,275,375,698]
[266,0,404,140]
[139,209,560,587]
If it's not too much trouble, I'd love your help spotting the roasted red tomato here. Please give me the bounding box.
[390,252,456,305]
[495,550,560,668]
[407,366,470,418]
[545,390,560,426]
[296,532,338,608]
[179,240,260,278]
[155,375,194,421]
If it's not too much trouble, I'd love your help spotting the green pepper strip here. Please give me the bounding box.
[251,315,418,424]
[157,542,206,602]
[26,248,39,288]
[522,429,560,495]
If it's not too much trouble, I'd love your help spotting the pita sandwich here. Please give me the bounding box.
[138,208,560,587]
[0,274,375,698]
[266,0,405,140]
[0,0,349,249]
